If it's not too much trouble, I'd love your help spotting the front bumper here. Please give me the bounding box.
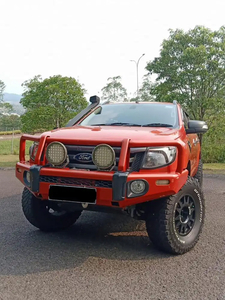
[16,162,188,208]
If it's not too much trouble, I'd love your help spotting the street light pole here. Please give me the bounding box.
[130,53,145,97]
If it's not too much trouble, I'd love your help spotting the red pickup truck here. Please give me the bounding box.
[16,96,208,254]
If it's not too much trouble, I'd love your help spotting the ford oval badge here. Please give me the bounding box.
[74,153,93,163]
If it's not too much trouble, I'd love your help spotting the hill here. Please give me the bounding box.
[3,93,25,115]
[3,93,22,104]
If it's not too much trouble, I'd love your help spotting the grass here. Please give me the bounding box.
[0,138,32,167]
[0,155,19,167]
[203,163,225,174]
[0,155,30,167]
[0,138,32,155]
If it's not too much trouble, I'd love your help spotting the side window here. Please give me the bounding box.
[184,111,190,126]
[181,109,189,129]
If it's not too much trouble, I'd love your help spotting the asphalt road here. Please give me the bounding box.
[0,170,224,300]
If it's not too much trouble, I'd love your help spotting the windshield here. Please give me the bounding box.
[79,103,178,128]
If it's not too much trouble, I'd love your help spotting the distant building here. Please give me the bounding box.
[1,112,20,117]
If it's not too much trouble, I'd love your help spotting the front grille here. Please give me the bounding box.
[63,145,146,172]
[40,175,112,188]
[65,145,121,171]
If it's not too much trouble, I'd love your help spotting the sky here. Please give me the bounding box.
[1,0,225,100]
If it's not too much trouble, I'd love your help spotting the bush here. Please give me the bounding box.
[0,130,21,135]
[202,143,225,163]
[201,132,225,163]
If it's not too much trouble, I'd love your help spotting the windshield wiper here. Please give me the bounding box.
[108,122,142,126]
[90,122,141,126]
[142,123,173,127]
[88,123,108,126]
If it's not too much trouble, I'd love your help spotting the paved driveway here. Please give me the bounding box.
[0,170,224,300]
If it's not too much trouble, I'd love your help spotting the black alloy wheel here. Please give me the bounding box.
[174,195,195,236]
[146,177,205,255]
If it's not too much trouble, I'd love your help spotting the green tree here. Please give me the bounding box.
[0,80,14,116]
[0,114,21,131]
[129,76,155,102]
[101,76,127,102]
[146,26,225,122]
[0,102,13,115]
[138,75,155,102]
[20,75,87,133]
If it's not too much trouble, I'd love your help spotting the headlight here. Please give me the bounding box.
[92,144,115,170]
[142,147,177,169]
[29,142,39,161]
[46,142,67,166]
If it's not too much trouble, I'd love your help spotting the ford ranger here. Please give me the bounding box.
[16,96,208,254]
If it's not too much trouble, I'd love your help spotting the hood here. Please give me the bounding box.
[44,125,181,145]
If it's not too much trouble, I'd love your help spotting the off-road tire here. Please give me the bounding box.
[146,177,205,255]
[22,187,82,231]
[194,159,203,188]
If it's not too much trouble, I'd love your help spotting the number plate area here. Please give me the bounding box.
[49,185,96,203]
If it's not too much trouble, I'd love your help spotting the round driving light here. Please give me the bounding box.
[92,144,115,170]
[26,171,31,183]
[23,171,31,187]
[130,180,146,194]
[46,142,67,166]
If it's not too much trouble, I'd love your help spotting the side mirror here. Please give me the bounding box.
[186,120,208,134]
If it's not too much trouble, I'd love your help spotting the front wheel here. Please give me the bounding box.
[146,177,205,254]
[22,188,82,231]
[194,159,203,188]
